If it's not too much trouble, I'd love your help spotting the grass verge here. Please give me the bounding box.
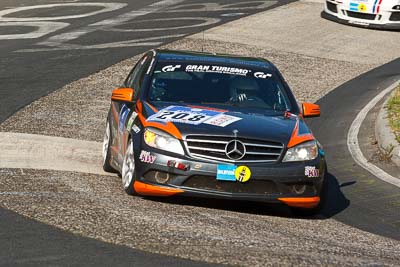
[387,85,400,143]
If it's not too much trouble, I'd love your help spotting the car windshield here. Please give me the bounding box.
[148,62,292,112]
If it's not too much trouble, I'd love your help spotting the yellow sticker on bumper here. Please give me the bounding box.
[235,165,251,182]
[358,3,367,12]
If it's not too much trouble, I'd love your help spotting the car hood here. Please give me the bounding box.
[141,102,310,145]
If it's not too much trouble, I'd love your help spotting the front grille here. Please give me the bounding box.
[346,11,376,20]
[185,135,284,163]
[183,175,278,195]
[327,2,338,13]
[389,12,400,21]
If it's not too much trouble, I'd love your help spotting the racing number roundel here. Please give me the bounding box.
[235,166,251,183]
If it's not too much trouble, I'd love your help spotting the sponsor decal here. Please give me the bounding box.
[374,0,384,13]
[147,105,221,125]
[216,165,237,181]
[204,114,242,127]
[126,112,138,132]
[119,104,130,133]
[358,3,367,12]
[349,20,369,26]
[305,166,319,178]
[284,111,298,119]
[349,2,359,11]
[372,0,379,13]
[185,65,210,72]
[349,2,367,12]
[167,160,189,171]
[139,150,156,164]
[162,64,181,72]
[216,165,252,182]
[194,163,202,169]
[235,165,251,182]
[188,105,227,113]
[185,65,249,76]
[254,71,272,79]
[131,124,141,133]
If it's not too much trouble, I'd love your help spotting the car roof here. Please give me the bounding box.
[154,49,274,70]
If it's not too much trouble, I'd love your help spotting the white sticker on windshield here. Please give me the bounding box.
[185,65,249,76]
[147,106,221,125]
[254,72,272,79]
[203,114,242,127]
[162,65,181,72]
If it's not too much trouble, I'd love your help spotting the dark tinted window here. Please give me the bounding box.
[148,62,292,111]
[124,54,153,100]
[124,61,142,88]
[136,55,153,89]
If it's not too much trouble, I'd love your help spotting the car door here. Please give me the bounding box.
[112,53,154,166]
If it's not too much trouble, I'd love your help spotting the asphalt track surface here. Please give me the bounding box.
[309,58,400,240]
[0,208,217,267]
[1,0,400,264]
[0,0,293,122]
[0,0,293,265]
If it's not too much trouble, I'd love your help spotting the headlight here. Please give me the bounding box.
[144,128,184,155]
[283,141,318,162]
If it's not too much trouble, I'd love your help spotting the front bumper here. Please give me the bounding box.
[321,1,400,30]
[322,11,400,30]
[133,148,326,208]
[134,181,321,208]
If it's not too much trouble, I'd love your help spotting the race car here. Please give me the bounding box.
[321,0,400,29]
[102,49,327,214]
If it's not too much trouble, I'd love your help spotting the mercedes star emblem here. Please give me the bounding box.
[225,139,246,160]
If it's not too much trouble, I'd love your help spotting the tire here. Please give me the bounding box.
[102,119,116,173]
[121,138,137,195]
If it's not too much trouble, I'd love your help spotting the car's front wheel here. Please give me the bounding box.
[121,138,137,195]
[102,119,116,173]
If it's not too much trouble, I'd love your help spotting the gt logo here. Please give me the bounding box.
[254,72,272,79]
[162,65,181,72]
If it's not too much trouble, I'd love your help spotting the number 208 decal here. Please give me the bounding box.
[147,106,221,125]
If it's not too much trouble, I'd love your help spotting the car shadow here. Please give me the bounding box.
[142,172,351,220]
[319,172,351,219]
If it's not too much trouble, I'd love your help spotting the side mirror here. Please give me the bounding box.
[302,103,320,118]
[111,88,135,102]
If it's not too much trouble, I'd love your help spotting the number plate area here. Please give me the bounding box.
[147,106,221,125]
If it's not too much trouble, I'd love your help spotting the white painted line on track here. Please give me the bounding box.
[0,3,127,22]
[0,21,68,40]
[347,80,400,187]
[110,17,221,32]
[0,132,110,176]
[17,34,185,52]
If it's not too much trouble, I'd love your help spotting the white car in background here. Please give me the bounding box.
[322,0,400,29]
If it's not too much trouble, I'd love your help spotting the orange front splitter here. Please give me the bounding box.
[278,196,320,209]
[134,181,184,197]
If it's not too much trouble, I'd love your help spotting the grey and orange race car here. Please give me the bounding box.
[102,49,327,214]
